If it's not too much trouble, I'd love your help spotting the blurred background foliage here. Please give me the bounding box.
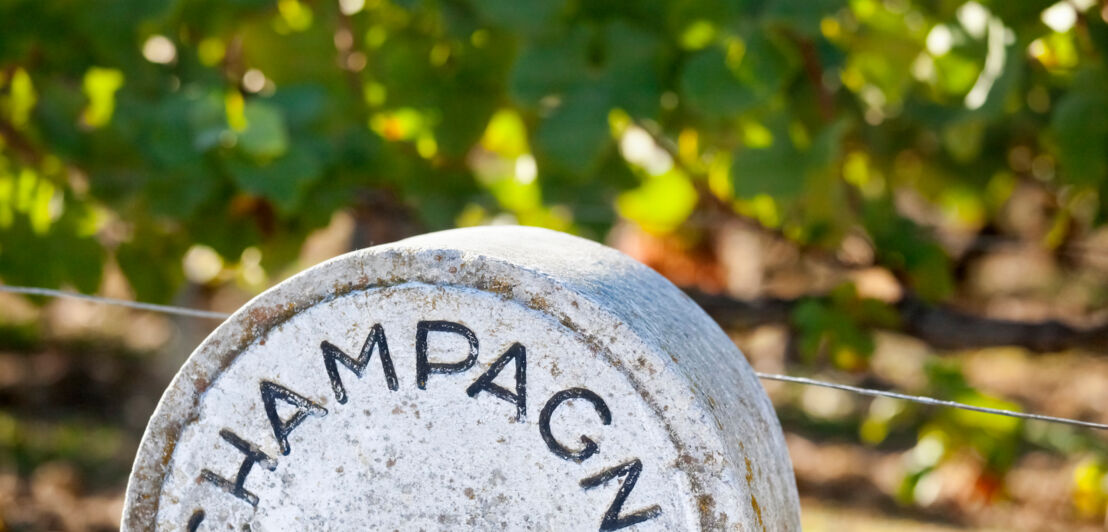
[4,0,1108,528]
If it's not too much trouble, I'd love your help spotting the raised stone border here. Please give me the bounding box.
[122,226,799,530]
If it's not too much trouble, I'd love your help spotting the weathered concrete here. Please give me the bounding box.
[122,226,800,531]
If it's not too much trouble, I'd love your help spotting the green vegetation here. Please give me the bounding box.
[4,0,1108,525]
[3,0,1105,303]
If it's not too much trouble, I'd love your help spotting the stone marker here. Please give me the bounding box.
[122,226,800,531]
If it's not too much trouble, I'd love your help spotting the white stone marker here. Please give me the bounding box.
[122,226,799,531]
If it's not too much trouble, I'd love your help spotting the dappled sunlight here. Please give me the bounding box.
[4,0,1108,527]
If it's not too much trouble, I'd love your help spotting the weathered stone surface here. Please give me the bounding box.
[122,226,800,531]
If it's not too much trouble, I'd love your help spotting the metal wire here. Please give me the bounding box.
[0,285,231,320]
[756,372,1108,430]
[3,283,1106,430]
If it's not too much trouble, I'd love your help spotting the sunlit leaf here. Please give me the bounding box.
[616,169,698,233]
[5,68,36,128]
[81,67,124,128]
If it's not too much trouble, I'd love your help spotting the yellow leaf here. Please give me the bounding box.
[8,68,36,128]
[680,20,716,50]
[480,109,529,157]
[225,91,247,132]
[81,67,124,128]
[616,170,697,233]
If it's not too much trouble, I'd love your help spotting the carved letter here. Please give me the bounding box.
[187,509,205,531]
[539,388,611,462]
[260,381,327,456]
[322,323,398,404]
[199,429,277,507]
[580,459,661,530]
[466,342,526,421]
[415,320,479,389]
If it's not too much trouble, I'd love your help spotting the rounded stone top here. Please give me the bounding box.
[122,226,799,531]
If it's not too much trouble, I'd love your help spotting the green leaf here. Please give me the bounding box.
[764,0,848,37]
[806,118,850,171]
[680,48,756,118]
[185,200,263,260]
[0,202,104,294]
[117,227,186,304]
[863,201,954,301]
[468,0,567,36]
[731,119,802,199]
[734,32,801,97]
[237,101,290,160]
[513,22,662,176]
[189,91,230,153]
[732,135,805,200]
[1051,69,1108,186]
[941,117,986,164]
[266,85,328,129]
[1089,11,1108,69]
[435,92,499,157]
[509,27,591,106]
[791,296,876,368]
[145,165,221,220]
[397,168,482,229]
[225,148,323,213]
[732,116,849,227]
[34,81,85,160]
[533,86,612,177]
[540,151,636,237]
[600,21,664,118]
